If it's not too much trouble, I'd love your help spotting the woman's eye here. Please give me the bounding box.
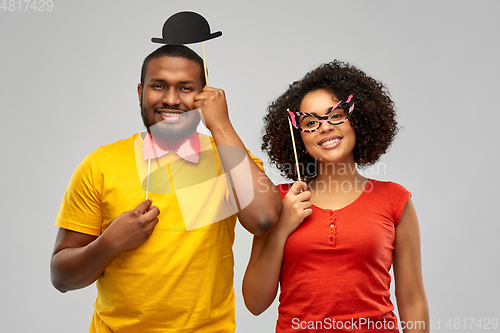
[330,112,345,120]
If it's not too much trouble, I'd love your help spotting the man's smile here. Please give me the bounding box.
[155,108,188,123]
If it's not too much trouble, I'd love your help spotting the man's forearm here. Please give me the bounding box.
[210,125,282,234]
[51,200,160,292]
[50,233,119,293]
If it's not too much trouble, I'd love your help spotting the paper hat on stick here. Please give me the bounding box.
[151,11,222,85]
[151,11,222,45]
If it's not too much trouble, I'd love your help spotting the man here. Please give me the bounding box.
[50,44,281,332]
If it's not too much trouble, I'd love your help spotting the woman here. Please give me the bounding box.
[243,60,429,332]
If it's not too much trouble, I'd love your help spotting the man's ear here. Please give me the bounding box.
[137,84,143,107]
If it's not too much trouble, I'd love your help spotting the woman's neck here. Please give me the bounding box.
[307,160,367,194]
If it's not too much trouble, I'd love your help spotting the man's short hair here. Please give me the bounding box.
[140,44,206,87]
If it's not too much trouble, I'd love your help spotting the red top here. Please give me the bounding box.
[276,180,411,333]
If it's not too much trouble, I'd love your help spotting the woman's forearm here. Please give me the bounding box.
[398,297,430,333]
[242,228,289,315]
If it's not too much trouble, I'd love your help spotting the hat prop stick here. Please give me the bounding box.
[145,12,222,200]
[151,11,222,85]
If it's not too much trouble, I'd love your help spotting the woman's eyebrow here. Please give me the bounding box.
[303,106,336,117]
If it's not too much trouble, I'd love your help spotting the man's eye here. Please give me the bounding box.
[152,84,164,89]
[180,86,193,91]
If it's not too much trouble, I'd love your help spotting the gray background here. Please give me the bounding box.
[1,0,499,332]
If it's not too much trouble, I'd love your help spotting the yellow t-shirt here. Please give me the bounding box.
[56,132,263,333]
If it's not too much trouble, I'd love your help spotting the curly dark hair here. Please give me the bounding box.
[262,60,398,181]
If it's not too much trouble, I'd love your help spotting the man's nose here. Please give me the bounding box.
[162,88,181,106]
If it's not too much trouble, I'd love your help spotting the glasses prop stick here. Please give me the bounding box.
[287,114,302,182]
[151,11,222,85]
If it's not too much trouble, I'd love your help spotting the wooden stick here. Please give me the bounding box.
[288,118,302,182]
[201,41,209,85]
[145,159,151,200]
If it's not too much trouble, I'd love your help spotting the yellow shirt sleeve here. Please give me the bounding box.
[55,152,103,236]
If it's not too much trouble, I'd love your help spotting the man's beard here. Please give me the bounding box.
[141,104,201,142]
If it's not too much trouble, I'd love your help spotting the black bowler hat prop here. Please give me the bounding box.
[151,11,222,45]
[151,11,222,85]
